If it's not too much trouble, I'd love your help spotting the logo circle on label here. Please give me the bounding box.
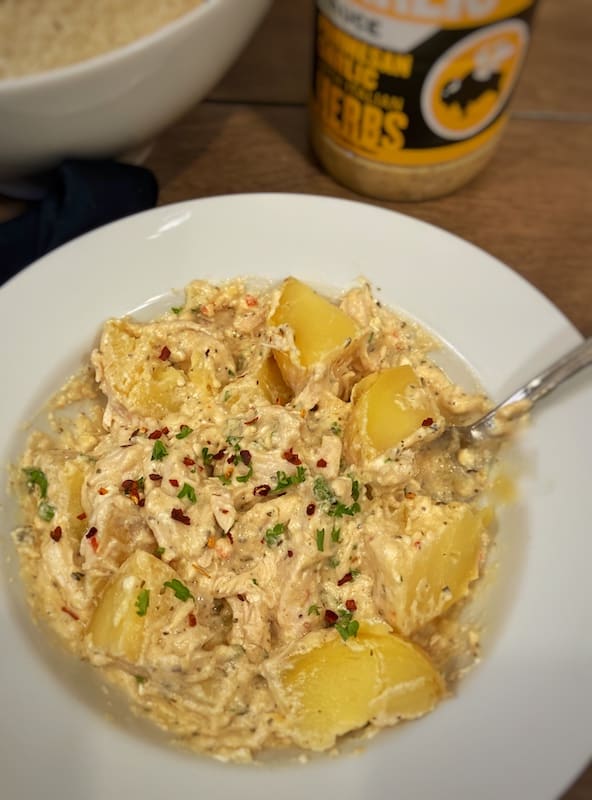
[421,20,529,141]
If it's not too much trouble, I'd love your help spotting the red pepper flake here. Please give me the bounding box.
[121,479,142,504]
[226,531,234,544]
[253,484,271,497]
[237,593,246,601]
[149,473,162,482]
[413,540,422,550]
[324,609,338,625]
[240,449,252,466]
[98,487,108,495]
[287,549,294,558]
[316,458,327,468]
[159,345,171,361]
[169,478,179,487]
[50,526,62,542]
[138,498,146,507]
[183,456,196,467]
[421,417,434,427]
[187,612,197,627]
[89,536,99,552]
[171,508,191,525]
[306,503,316,516]
[85,526,98,539]
[345,598,357,612]
[245,295,258,308]
[213,449,227,461]
[61,606,79,621]
[283,448,302,465]
[244,416,259,426]
[337,572,353,586]
[76,512,87,521]
[162,427,170,435]
[148,429,162,440]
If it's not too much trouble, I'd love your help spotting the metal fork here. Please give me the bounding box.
[452,338,592,447]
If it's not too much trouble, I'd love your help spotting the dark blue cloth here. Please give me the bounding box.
[0,159,158,285]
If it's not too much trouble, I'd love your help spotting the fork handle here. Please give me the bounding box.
[475,337,592,434]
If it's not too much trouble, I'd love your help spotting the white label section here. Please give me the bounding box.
[317,0,437,51]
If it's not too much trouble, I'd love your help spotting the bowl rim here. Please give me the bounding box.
[0,0,242,92]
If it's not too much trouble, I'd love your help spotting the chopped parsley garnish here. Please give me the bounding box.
[171,306,183,315]
[151,440,168,461]
[23,468,56,524]
[163,579,194,602]
[271,466,306,493]
[235,464,253,483]
[331,525,341,543]
[175,425,193,439]
[177,483,196,503]
[330,422,342,436]
[264,523,286,547]
[313,476,360,518]
[312,476,333,503]
[23,467,48,498]
[307,604,320,616]
[38,501,55,522]
[155,546,166,557]
[328,556,340,568]
[135,588,150,617]
[135,675,147,684]
[334,609,359,641]
[315,528,325,552]
[201,447,214,466]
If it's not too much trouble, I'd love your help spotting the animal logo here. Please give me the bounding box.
[440,40,514,114]
[440,70,502,114]
[421,22,529,141]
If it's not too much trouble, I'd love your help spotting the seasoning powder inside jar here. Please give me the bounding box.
[310,0,538,201]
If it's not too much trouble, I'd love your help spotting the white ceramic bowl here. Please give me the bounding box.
[1,195,591,799]
[0,0,271,179]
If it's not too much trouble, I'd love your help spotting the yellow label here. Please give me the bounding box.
[312,4,535,167]
[349,0,536,28]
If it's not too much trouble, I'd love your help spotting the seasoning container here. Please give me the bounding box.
[310,0,538,201]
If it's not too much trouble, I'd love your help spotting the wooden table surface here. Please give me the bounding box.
[1,0,589,796]
[148,2,591,797]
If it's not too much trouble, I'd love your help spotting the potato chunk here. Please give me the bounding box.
[365,498,486,636]
[87,549,179,663]
[95,319,234,422]
[346,366,435,459]
[270,278,358,388]
[258,354,293,405]
[268,623,444,750]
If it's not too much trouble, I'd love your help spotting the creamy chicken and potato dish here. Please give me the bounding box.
[12,277,501,762]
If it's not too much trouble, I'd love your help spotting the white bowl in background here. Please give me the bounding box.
[0,0,271,179]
